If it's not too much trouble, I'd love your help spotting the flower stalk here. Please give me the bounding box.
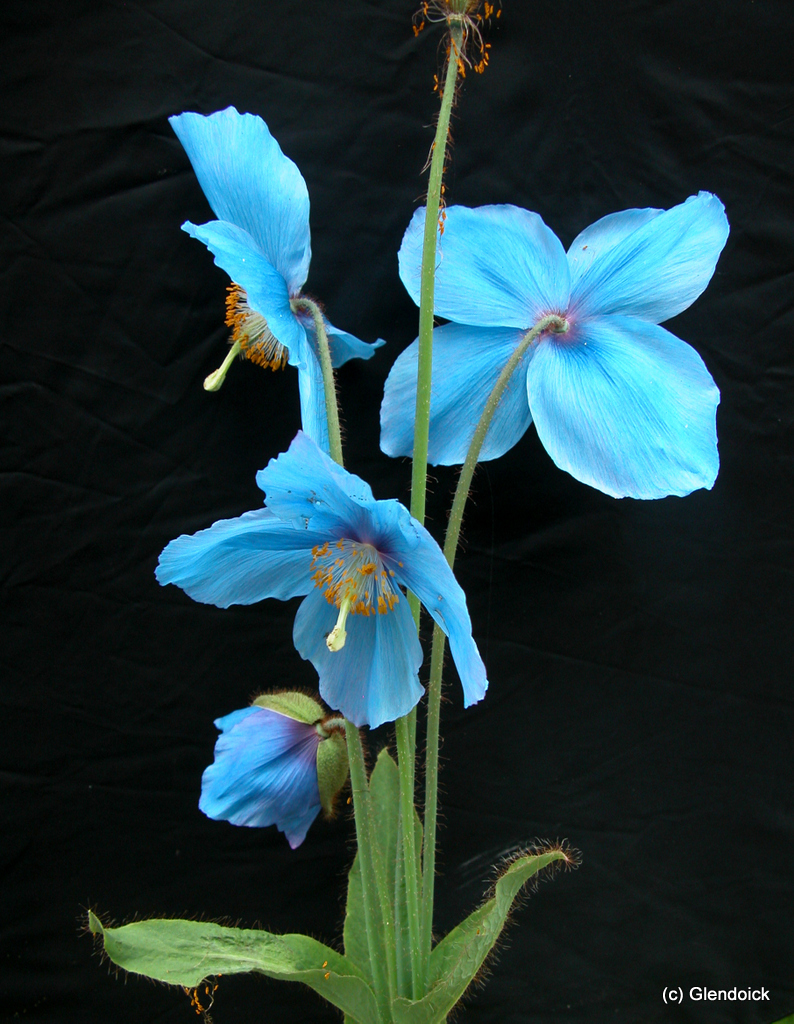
[401,18,465,996]
[410,20,464,529]
[420,313,568,964]
[345,721,393,1021]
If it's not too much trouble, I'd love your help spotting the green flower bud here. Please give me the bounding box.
[315,726,349,817]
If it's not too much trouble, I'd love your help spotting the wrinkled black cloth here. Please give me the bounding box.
[2,1,792,1022]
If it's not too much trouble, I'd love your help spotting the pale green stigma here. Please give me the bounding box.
[326,596,352,652]
[203,339,241,391]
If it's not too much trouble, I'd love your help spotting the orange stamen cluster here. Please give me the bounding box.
[183,979,219,1019]
[311,539,399,617]
[225,283,289,371]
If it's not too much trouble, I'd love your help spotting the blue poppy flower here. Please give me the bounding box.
[171,106,383,452]
[156,432,488,729]
[381,194,729,499]
[200,704,323,848]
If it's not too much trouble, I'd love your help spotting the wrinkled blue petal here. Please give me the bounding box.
[318,318,385,368]
[398,205,570,328]
[256,431,375,535]
[527,315,720,499]
[199,706,321,848]
[182,219,308,362]
[380,322,531,465]
[570,192,729,323]
[567,207,664,289]
[385,526,488,709]
[156,508,323,606]
[296,345,330,456]
[170,108,311,294]
[293,589,424,729]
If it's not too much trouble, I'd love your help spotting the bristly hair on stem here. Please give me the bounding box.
[413,0,500,77]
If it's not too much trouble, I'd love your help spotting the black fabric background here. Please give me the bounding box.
[2,1,792,1022]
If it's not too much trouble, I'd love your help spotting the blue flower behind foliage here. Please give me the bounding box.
[171,106,383,452]
[156,432,487,729]
[382,194,729,500]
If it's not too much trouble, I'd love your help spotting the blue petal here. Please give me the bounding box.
[256,431,376,535]
[156,507,324,606]
[293,320,386,457]
[322,318,386,369]
[526,315,720,499]
[569,192,729,324]
[380,322,531,465]
[384,525,488,709]
[170,108,311,294]
[398,205,570,328]
[567,207,664,289]
[199,706,321,848]
[182,219,308,362]
[296,346,331,456]
[293,589,424,728]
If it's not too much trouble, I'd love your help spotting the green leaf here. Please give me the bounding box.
[390,848,572,1024]
[343,749,422,997]
[88,911,378,1022]
[769,1017,794,1023]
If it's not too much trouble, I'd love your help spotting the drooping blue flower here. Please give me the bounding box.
[156,432,488,729]
[170,106,383,452]
[200,705,322,848]
[381,194,729,500]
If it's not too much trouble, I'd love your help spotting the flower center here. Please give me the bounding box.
[310,539,400,652]
[225,283,289,371]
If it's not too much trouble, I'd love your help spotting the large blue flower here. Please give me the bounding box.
[171,106,383,452]
[381,194,729,499]
[156,432,488,728]
[200,704,323,848]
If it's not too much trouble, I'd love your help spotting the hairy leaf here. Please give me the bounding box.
[89,911,378,1021]
[390,848,572,1024]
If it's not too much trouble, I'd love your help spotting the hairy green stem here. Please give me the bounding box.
[290,297,343,467]
[397,22,465,1000]
[303,316,396,1008]
[345,721,393,1020]
[410,22,463,528]
[419,314,568,965]
[395,714,422,998]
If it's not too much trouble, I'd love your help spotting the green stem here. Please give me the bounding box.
[399,22,464,1001]
[410,21,463,529]
[444,315,566,563]
[297,307,396,1007]
[345,721,393,1021]
[419,314,568,964]
[395,714,422,998]
[290,297,343,466]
